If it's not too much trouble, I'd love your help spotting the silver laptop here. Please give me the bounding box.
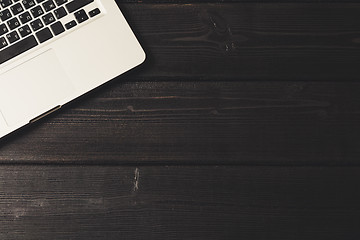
[0,0,145,138]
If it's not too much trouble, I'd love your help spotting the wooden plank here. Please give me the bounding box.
[0,165,359,239]
[1,81,359,165]
[116,3,360,80]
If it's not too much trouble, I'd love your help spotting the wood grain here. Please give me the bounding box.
[0,81,359,165]
[118,3,360,80]
[0,165,359,239]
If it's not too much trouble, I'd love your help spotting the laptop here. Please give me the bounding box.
[0,0,145,139]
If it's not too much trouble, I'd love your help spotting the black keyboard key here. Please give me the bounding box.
[22,0,36,9]
[0,35,37,64]
[66,0,93,13]
[0,37,7,49]
[6,31,19,43]
[0,36,38,64]
[36,0,45,3]
[35,27,52,43]
[74,9,88,23]
[18,24,31,37]
[7,17,20,30]
[54,6,66,19]
[50,21,64,35]
[10,3,24,15]
[89,8,100,18]
[42,0,55,11]
[0,9,12,21]
[19,11,32,24]
[54,0,66,5]
[30,5,44,18]
[0,0,12,8]
[30,18,43,31]
[64,20,76,29]
[42,12,55,25]
[0,24,8,36]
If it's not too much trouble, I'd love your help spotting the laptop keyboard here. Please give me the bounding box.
[0,0,101,65]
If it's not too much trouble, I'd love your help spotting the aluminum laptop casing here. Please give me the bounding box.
[0,0,145,138]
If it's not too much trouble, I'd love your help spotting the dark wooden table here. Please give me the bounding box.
[1,1,360,239]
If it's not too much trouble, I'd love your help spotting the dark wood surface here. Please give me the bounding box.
[1,166,360,239]
[1,1,360,239]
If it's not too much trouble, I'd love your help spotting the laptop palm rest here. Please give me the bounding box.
[0,49,75,127]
